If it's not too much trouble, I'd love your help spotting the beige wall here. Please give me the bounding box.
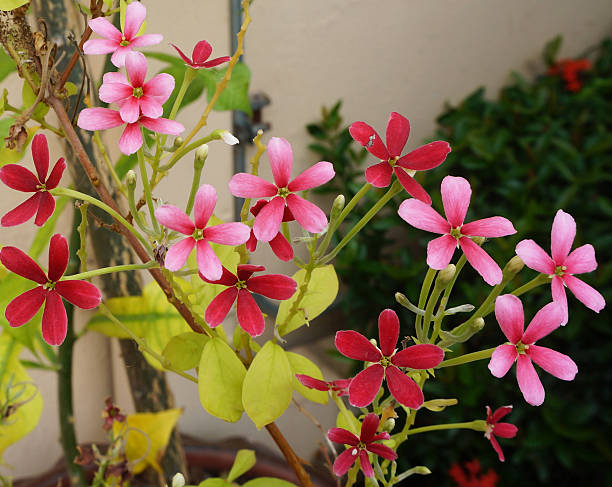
[1,0,610,480]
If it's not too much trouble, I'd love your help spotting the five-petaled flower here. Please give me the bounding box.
[328,413,397,478]
[99,51,174,123]
[349,112,451,204]
[484,405,517,462]
[335,309,444,408]
[154,184,250,281]
[201,264,297,337]
[0,234,101,346]
[398,175,516,285]
[83,2,162,67]
[295,374,352,397]
[229,137,335,241]
[488,295,578,406]
[245,199,294,261]
[0,134,65,227]
[171,40,231,69]
[515,209,605,325]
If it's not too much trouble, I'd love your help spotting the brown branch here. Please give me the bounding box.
[47,94,205,335]
[265,423,314,487]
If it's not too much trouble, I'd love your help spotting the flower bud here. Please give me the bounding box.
[173,137,184,149]
[220,130,239,145]
[195,144,209,165]
[126,170,137,187]
[436,264,456,287]
[503,255,524,279]
[330,194,345,222]
[472,236,486,246]
[411,466,431,476]
[382,417,396,432]
[171,473,185,487]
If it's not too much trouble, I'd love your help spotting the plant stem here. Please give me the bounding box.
[415,268,437,342]
[404,420,486,436]
[185,154,206,216]
[93,131,126,196]
[511,273,552,299]
[239,130,266,222]
[421,279,444,341]
[431,255,466,342]
[61,261,158,280]
[138,146,159,234]
[436,348,497,368]
[265,423,314,487]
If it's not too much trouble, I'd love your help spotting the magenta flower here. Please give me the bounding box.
[335,309,444,408]
[245,199,294,262]
[77,107,183,155]
[229,137,335,241]
[484,405,517,462]
[488,295,578,406]
[349,112,450,204]
[201,264,297,337]
[0,234,101,345]
[0,134,65,227]
[171,40,230,69]
[398,176,516,285]
[328,413,397,478]
[515,209,605,325]
[99,51,174,123]
[295,375,352,397]
[154,184,250,281]
[83,2,162,67]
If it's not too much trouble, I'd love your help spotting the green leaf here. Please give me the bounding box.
[161,65,206,118]
[276,265,338,336]
[285,352,328,405]
[0,123,38,165]
[226,449,256,483]
[198,337,246,422]
[0,50,16,83]
[336,410,360,433]
[242,478,298,487]
[162,332,209,371]
[198,480,231,487]
[114,152,137,180]
[0,0,29,11]
[242,341,292,429]
[200,63,252,116]
[543,35,563,65]
[21,82,49,119]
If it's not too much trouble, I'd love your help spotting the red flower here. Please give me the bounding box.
[201,264,297,337]
[547,58,592,92]
[0,134,66,227]
[295,374,351,397]
[484,405,518,462]
[102,397,126,432]
[335,309,444,408]
[0,234,102,345]
[328,413,397,478]
[449,459,499,487]
[171,40,230,69]
[245,199,294,262]
[349,112,450,204]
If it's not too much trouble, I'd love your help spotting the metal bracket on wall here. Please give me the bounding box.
[233,92,271,144]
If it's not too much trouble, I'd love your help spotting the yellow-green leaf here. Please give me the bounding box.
[198,337,246,422]
[22,82,49,119]
[0,124,38,166]
[276,265,338,336]
[336,410,360,434]
[0,0,29,11]
[227,449,255,483]
[243,479,298,487]
[285,352,328,405]
[162,332,209,371]
[242,342,292,429]
[198,480,231,487]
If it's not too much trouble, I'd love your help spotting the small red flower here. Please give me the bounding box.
[171,40,231,69]
[295,374,352,397]
[0,134,66,227]
[349,112,450,204]
[484,405,518,462]
[335,309,444,408]
[547,58,592,92]
[245,199,294,262]
[449,459,499,487]
[201,264,297,337]
[0,234,102,345]
[328,413,397,478]
[102,397,126,432]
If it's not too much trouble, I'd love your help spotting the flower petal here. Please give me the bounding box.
[564,244,597,274]
[268,232,294,261]
[296,374,330,392]
[236,289,265,337]
[125,51,147,87]
[328,428,359,446]
[205,287,238,326]
[516,355,545,406]
[488,344,517,378]
[229,173,278,198]
[77,107,124,131]
[552,275,568,326]
[110,45,131,67]
[123,1,146,40]
[34,191,55,227]
[0,164,39,191]
[364,161,393,188]
[170,43,194,65]
[493,422,518,439]
[385,366,424,409]
[348,364,384,407]
[397,141,451,170]
[522,301,564,344]
[349,121,388,160]
[335,330,381,362]
[5,287,45,327]
[0,246,47,283]
[2,194,40,227]
[201,266,238,286]
[164,237,195,271]
[119,96,140,124]
[45,158,66,190]
[398,198,449,234]
[31,134,49,182]
[285,193,328,234]
[563,274,606,313]
[193,184,217,229]
[461,216,516,238]
[83,38,119,55]
[236,264,265,282]
[377,309,399,357]
[99,81,133,104]
[288,161,335,192]
[192,40,212,63]
[490,405,513,424]
[205,222,250,245]
[253,196,285,242]
[118,122,142,155]
[129,33,163,47]
[359,450,374,478]
[426,234,457,270]
[359,413,380,444]
[366,443,397,461]
[47,234,68,282]
[139,116,184,135]
[88,16,122,41]
[489,435,505,462]
[393,168,432,204]
[55,280,101,309]
[459,237,503,285]
[196,240,222,281]
[154,205,194,235]
[494,294,524,344]
[515,239,555,274]
[391,344,444,369]
[385,112,410,157]
[41,291,67,346]
[144,73,175,103]
[201,57,231,68]
[551,209,575,263]
[528,345,577,381]
[333,448,358,477]
[247,274,297,300]
[441,176,471,227]
[267,137,293,188]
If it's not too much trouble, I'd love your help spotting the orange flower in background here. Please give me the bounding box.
[547,58,592,92]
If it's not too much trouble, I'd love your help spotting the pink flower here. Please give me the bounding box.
[171,40,230,69]
[515,209,605,325]
[398,176,516,285]
[77,107,183,155]
[335,309,444,408]
[245,199,294,261]
[201,264,297,337]
[99,51,174,123]
[154,184,250,281]
[349,112,451,204]
[295,375,352,397]
[83,2,162,67]
[488,295,578,406]
[0,234,101,345]
[328,413,397,478]
[484,405,517,462]
[229,137,335,241]
[0,134,65,227]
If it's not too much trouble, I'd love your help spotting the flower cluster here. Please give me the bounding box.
[547,58,592,92]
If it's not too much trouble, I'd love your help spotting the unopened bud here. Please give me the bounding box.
[220,130,239,145]
[411,466,431,476]
[472,236,486,246]
[503,255,524,278]
[382,418,395,432]
[330,194,345,222]
[436,264,456,287]
[173,137,184,149]
[369,338,378,347]
[126,170,137,187]
[395,292,424,316]
[171,473,185,487]
[195,144,209,164]
[472,317,485,332]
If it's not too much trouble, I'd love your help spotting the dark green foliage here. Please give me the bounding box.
[308,38,612,485]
